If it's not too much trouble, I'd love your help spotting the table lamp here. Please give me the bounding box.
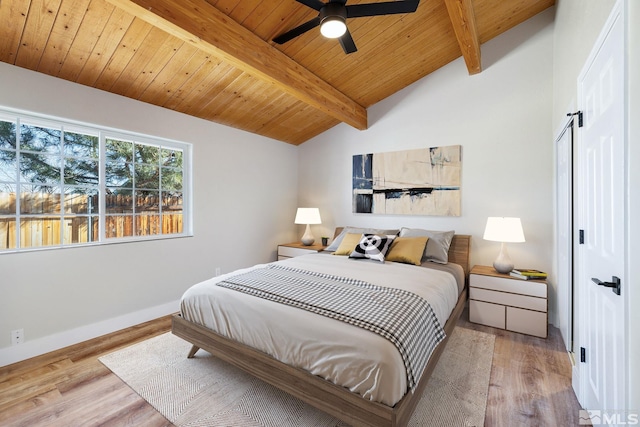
[294,208,322,246]
[483,217,525,274]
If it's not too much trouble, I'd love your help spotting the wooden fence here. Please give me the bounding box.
[0,192,183,249]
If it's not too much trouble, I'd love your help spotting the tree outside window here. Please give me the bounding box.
[0,114,189,252]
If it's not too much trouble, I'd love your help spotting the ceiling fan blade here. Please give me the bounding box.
[296,0,326,11]
[339,29,357,54]
[273,17,321,44]
[346,0,419,18]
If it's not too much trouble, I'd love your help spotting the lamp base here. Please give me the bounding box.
[300,224,315,246]
[493,242,514,274]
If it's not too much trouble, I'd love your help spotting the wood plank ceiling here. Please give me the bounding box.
[0,0,554,145]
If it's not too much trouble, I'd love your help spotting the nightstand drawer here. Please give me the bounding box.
[470,274,547,298]
[469,287,547,312]
[278,246,317,258]
[469,300,506,329]
[507,307,547,338]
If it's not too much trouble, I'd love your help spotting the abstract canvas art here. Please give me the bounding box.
[353,145,461,216]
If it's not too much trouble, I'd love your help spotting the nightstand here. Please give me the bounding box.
[469,265,548,338]
[277,242,327,260]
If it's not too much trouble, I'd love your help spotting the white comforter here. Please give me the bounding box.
[180,253,459,406]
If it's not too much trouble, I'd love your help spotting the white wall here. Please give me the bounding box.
[552,0,617,129]
[553,0,638,413]
[629,0,640,412]
[0,62,299,365]
[298,10,555,311]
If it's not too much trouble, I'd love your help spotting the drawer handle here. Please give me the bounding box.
[591,276,621,296]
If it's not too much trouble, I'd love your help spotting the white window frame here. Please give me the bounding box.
[0,108,192,253]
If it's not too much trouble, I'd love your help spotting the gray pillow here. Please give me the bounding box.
[326,226,399,252]
[398,227,455,264]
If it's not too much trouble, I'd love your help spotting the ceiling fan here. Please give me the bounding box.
[273,0,420,54]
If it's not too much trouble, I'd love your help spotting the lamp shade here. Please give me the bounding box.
[294,208,322,225]
[483,217,525,243]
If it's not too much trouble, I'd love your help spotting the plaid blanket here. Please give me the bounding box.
[217,263,445,390]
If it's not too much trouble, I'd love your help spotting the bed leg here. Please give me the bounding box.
[187,345,200,358]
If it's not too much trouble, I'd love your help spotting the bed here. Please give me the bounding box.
[172,228,471,427]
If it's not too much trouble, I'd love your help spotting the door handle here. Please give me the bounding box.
[591,276,621,296]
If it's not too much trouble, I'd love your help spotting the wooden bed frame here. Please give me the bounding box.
[172,234,471,427]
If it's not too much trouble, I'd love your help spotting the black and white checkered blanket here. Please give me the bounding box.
[217,263,445,390]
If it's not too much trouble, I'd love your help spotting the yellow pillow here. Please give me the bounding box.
[386,236,429,265]
[333,233,364,255]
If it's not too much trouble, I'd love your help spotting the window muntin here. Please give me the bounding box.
[0,111,190,252]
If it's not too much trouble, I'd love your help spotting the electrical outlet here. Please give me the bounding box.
[11,329,24,345]
[215,267,221,276]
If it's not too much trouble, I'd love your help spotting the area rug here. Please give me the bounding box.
[99,327,494,427]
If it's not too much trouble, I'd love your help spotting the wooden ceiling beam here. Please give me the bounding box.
[104,0,368,130]
[444,0,482,75]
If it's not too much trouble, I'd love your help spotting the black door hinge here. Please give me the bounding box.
[580,347,586,363]
[579,229,585,244]
[567,111,584,127]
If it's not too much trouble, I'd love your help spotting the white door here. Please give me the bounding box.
[556,122,573,353]
[576,2,626,418]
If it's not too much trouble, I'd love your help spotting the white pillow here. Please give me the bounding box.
[398,227,455,264]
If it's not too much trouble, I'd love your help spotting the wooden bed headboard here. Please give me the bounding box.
[448,234,471,278]
[332,227,471,278]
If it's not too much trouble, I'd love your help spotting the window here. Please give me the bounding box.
[0,110,191,252]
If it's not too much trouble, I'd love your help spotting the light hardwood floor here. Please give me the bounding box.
[0,310,583,426]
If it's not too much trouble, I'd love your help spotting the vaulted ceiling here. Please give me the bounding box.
[0,0,554,145]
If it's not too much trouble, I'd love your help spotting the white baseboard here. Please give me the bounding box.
[572,363,583,408]
[0,299,180,367]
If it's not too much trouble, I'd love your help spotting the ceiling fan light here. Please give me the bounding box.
[320,17,347,39]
